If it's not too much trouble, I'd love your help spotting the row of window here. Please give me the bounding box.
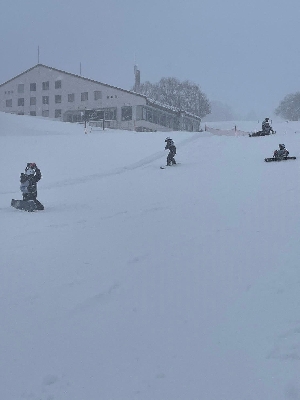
[5,86,117,100]
[5,91,103,107]
[136,105,180,129]
[17,109,62,118]
[16,81,62,93]
[64,106,131,123]
[14,106,199,130]
[65,107,118,123]
[135,105,199,131]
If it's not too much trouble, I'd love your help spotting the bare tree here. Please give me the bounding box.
[134,77,211,118]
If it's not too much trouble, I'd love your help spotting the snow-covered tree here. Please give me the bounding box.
[275,92,300,121]
[135,77,211,118]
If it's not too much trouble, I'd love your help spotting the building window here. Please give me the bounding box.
[6,99,12,107]
[146,108,153,122]
[55,109,62,118]
[55,80,62,89]
[42,96,49,105]
[94,91,102,100]
[68,93,75,102]
[121,106,132,121]
[30,83,36,91]
[55,95,62,103]
[160,114,167,127]
[42,110,49,117]
[18,98,25,106]
[142,107,147,120]
[30,111,36,116]
[30,97,36,106]
[18,112,24,115]
[166,116,172,128]
[104,108,117,120]
[81,92,88,101]
[42,81,49,90]
[18,84,24,93]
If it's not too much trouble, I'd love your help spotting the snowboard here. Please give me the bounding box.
[11,199,44,212]
[264,156,296,162]
[160,163,180,169]
[249,131,276,137]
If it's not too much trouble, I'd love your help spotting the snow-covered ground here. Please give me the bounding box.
[1,112,300,400]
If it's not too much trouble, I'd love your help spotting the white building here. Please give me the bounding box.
[0,64,201,132]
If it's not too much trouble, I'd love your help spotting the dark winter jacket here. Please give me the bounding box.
[262,120,273,134]
[165,140,176,154]
[274,149,289,158]
[20,167,42,197]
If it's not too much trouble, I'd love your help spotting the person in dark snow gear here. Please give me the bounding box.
[262,118,274,135]
[20,163,44,209]
[165,137,176,166]
[273,144,289,159]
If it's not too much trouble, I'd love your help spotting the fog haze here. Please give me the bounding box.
[1,0,299,118]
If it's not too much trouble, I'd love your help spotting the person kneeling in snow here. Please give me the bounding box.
[20,163,44,209]
[273,144,289,159]
[165,137,177,166]
[262,118,274,135]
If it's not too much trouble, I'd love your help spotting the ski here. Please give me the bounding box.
[264,156,296,162]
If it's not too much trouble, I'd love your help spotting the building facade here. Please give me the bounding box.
[0,64,201,132]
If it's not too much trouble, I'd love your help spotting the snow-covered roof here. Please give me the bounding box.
[146,98,201,120]
[0,64,201,121]
[0,63,146,98]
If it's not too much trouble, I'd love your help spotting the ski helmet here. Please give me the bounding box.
[279,144,285,150]
[27,162,36,169]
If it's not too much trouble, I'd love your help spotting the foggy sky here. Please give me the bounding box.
[1,0,300,119]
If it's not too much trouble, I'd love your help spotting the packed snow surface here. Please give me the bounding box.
[1,112,300,399]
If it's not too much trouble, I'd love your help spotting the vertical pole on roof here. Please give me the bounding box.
[80,62,82,76]
[38,46,40,63]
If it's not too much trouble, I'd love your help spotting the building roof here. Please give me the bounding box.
[0,63,201,121]
[146,98,201,120]
[0,63,146,98]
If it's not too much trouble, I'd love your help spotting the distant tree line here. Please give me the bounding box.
[202,101,236,122]
[133,77,211,119]
[275,92,300,120]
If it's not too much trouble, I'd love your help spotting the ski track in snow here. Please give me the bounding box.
[4,116,300,400]
[0,132,202,196]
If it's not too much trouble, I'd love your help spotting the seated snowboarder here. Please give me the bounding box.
[262,118,274,135]
[165,137,177,166]
[20,163,44,210]
[273,144,289,159]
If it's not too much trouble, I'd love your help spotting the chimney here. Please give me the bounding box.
[134,65,140,92]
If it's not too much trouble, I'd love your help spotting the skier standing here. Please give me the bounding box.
[165,137,177,166]
[20,163,44,210]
